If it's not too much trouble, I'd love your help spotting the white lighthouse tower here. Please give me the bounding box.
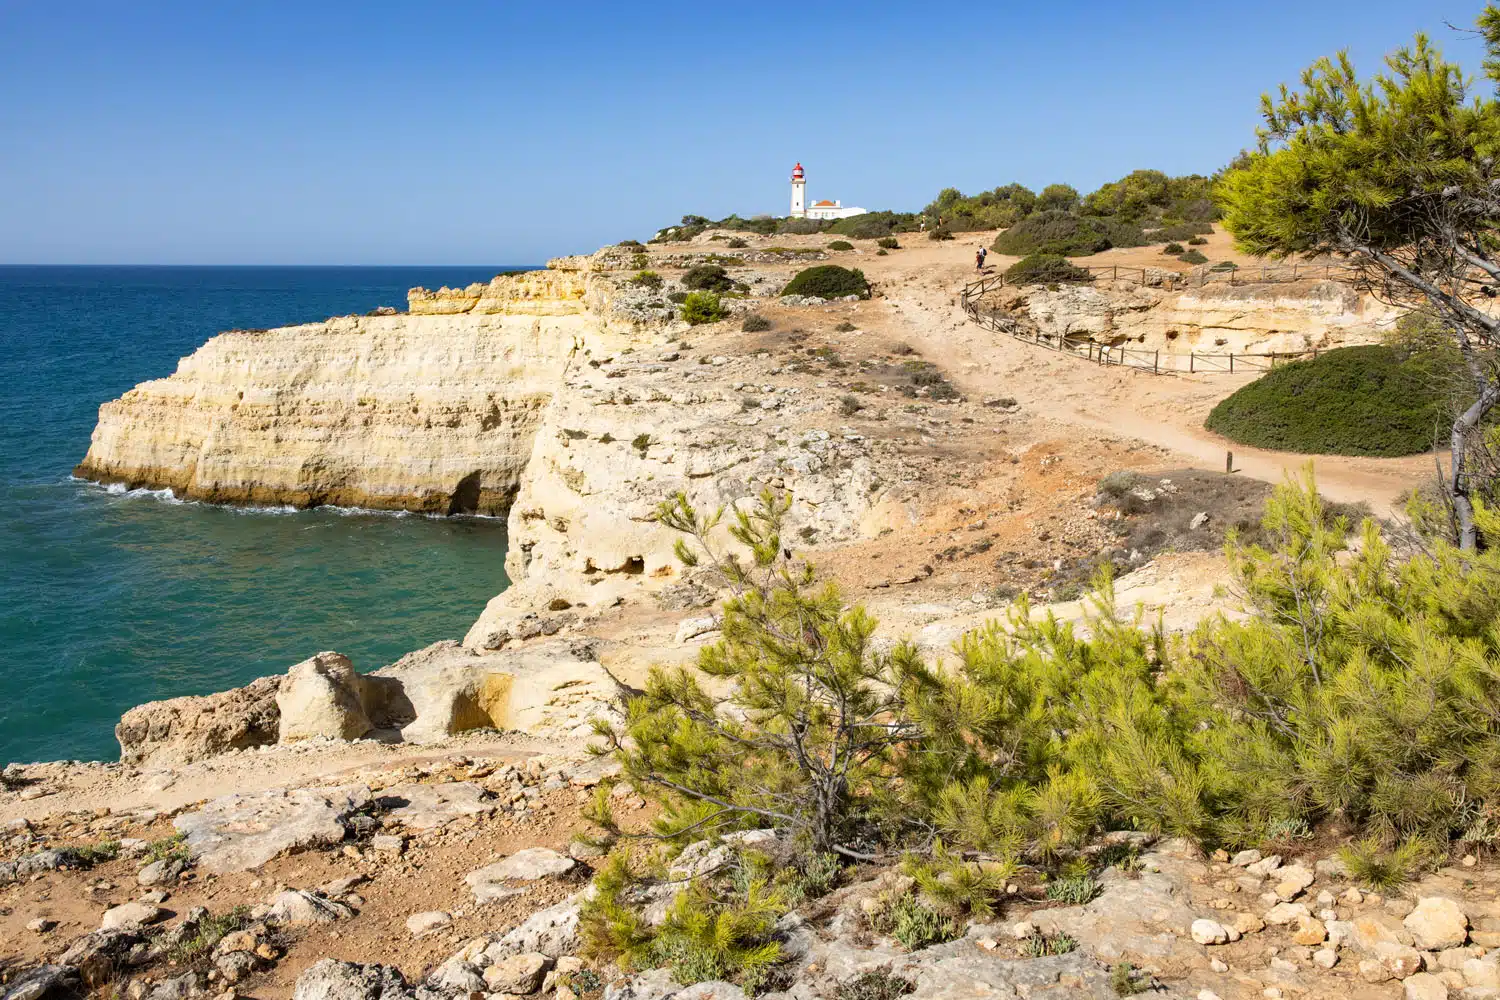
[790,162,806,218]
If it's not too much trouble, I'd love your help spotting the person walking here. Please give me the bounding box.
[975,248,984,270]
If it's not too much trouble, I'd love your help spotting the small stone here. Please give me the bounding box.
[100,902,164,930]
[1264,903,1311,926]
[1343,888,1365,905]
[371,834,405,854]
[139,890,170,905]
[1232,850,1263,867]
[1465,956,1500,988]
[1246,855,1284,877]
[1193,919,1231,945]
[1274,864,1316,901]
[137,858,186,886]
[1313,948,1338,969]
[213,930,258,956]
[406,911,452,938]
[1401,972,1448,1000]
[26,917,55,933]
[1405,897,1468,951]
[1361,959,1393,983]
[1011,920,1036,940]
[1293,916,1327,946]
[1463,855,1478,868]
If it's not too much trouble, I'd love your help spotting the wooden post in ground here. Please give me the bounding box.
[1226,451,1234,474]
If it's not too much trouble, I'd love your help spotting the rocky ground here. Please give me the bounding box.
[9,741,1500,1000]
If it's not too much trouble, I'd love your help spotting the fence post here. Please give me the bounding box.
[1154,350,1159,374]
[1230,353,1235,373]
[1226,451,1234,474]
[1190,353,1195,373]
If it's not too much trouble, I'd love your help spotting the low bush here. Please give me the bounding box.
[682,265,735,293]
[1003,253,1092,285]
[840,394,864,416]
[1178,249,1209,264]
[1187,236,1208,246]
[777,217,828,235]
[679,291,728,325]
[727,237,748,249]
[828,211,924,239]
[828,240,854,251]
[781,265,870,300]
[877,237,900,249]
[741,313,772,333]
[1204,345,1447,456]
[991,210,1110,256]
[582,475,1500,986]
[835,970,914,1000]
[928,227,954,241]
[629,270,663,290]
[876,249,888,256]
[1162,242,1184,255]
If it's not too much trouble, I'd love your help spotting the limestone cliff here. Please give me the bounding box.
[988,278,1403,354]
[75,269,626,515]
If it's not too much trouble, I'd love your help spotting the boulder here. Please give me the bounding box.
[1405,897,1469,951]
[1273,864,1315,901]
[1230,849,1262,867]
[377,782,493,830]
[465,848,576,902]
[116,675,280,766]
[137,857,186,886]
[1245,855,1283,876]
[100,902,163,930]
[482,953,551,994]
[486,898,582,959]
[0,965,79,1000]
[1191,919,1229,945]
[406,911,452,938]
[293,960,415,1000]
[173,784,370,872]
[277,652,383,742]
[267,889,354,925]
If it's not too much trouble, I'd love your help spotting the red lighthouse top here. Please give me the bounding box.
[791,162,804,180]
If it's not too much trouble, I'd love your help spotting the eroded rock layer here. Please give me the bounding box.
[75,271,608,515]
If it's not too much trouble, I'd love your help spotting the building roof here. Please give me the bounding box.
[811,200,837,207]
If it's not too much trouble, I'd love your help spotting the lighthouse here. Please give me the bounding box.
[787,162,866,220]
[790,162,806,218]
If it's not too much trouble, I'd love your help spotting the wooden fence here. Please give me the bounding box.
[960,273,1322,376]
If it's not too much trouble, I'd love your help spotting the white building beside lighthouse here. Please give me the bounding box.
[788,162,867,221]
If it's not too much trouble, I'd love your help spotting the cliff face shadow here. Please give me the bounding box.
[447,471,482,516]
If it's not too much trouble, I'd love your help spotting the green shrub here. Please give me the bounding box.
[63,840,121,867]
[1026,931,1078,957]
[1187,236,1208,246]
[585,474,1500,917]
[840,395,864,416]
[727,237,748,248]
[1162,242,1184,255]
[680,291,728,325]
[171,907,251,964]
[991,210,1112,256]
[1110,962,1150,996]
[618,240,643,248]
[580,852,785,989]
[1204,346,1447,457]
[881,894,959,951]
[1003,253,1092,285]
[781,265,870,300]
[828,211,923,239]
[1338,837,1437,892]
[1177,249,1209,264]
[835,970,915,1000]
[682,265,734,293]
[777,217,828,235]
[741,313,772,333]
[668,291,688,303]
[144,833,189,863]
[630,270,663,290]
[876,249,888,255]
[928,227,954,241]
[878,237,900,249]
[828,240,854,251]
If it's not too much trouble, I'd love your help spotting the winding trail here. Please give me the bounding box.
[870,249,1434,516]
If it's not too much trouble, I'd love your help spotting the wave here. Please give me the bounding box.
[69,477,504,521]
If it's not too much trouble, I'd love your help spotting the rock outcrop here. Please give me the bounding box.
[116,675,281,766]
[116,638,622,765]
[986,278,1403,354]
[74,268,618,515]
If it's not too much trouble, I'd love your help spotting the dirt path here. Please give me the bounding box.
[859,239,1433,516]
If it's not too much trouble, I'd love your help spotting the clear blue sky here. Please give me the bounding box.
[0,1,1490,264]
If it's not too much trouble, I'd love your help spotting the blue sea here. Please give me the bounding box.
[0,266,530,766]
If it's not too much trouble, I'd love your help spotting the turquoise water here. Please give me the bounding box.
[0,266,529,766]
